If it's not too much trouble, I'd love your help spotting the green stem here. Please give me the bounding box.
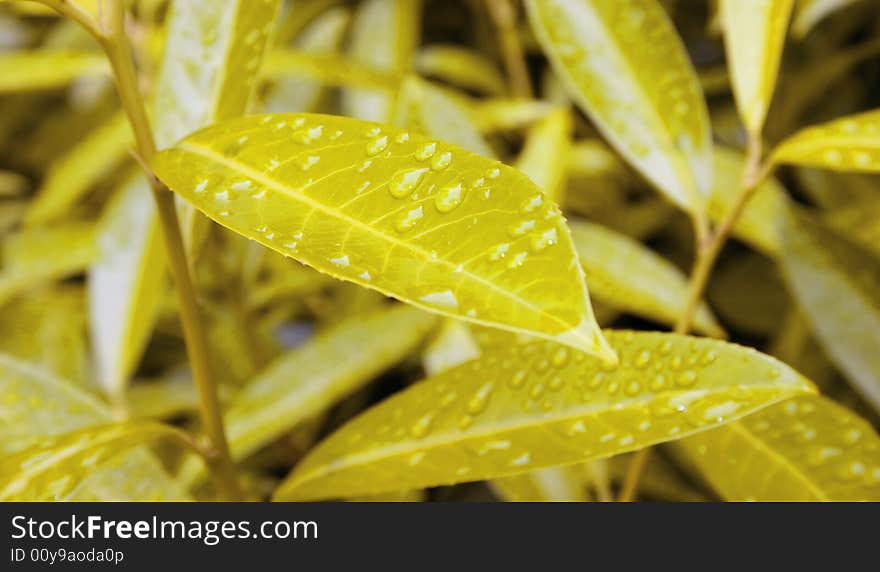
[97,1,241,501]
[619,134,769,502]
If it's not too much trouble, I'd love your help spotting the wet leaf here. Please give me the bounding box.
[570,219,724,336]
[0,354,188,499]
[151,112,615,360]
[778,209,880,411]
[0,421,196,501]
[720,0,794,134]
[275,331,813,500]
[678,395,880,500]
[771,109,880,172]
[525,0,713,214]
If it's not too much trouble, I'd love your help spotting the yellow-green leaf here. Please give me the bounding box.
[179,305,436,485]
[25,110,131,225]
[0,220,96,307]
[678,395,880,500]
[395,76,496,158]
[710,145,789,256]
[0,421,196,501]
[274,331,814,500]
[89,174,166,398]
[778,209,880,411]
[473,98,557,133]
[342,0,421,122]
[771,109,880,172]
[415,44,507,96]
[0,354,188,500]
[569,219,724,336]
[263,50,398,92]
[151,112,615,360]
[525,0,713,214]
[0,50,107,93]
[514,108,572,204]
[422,319,481,376]
[720,0,794,134]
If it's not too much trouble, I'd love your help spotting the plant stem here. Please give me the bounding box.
[618,134,769,502]
[98,1,241,501]
[486,0,533,99]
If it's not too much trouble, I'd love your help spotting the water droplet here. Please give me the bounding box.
[215,190,230,202]
[396,205,424,232]
[416,142,437,160]
[507,251,527,268]
[551,347,569,367]
[509,219,536,237]
[634,349,652,369]
[530,228,558,252]
[298,155,320,171]
[410,413,434,438]
[468,382,494,414]
[510,452,531,467]
[486,166,501,179]
[489,243,510,260]
[366,135,389,156]
[431,151,452,171]
[548,376,563,390]
[458,415,473,429]
[676,370,697,387]
[194,179,208,194]
[509,370,527,389]
[435,183,464,212]
[419,289,459,310]
[521,194,544,213]
[395,132,410,143]
[408,451,425,466]
[529,383,545,399]
[359,271,372,281]
[390,168,429,198]
[625,381,641,396]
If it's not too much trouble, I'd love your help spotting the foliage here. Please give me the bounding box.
[0,0,879,501]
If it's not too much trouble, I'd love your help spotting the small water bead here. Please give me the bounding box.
[356,181,371,194]
[390,168,429,198]
[468,382,495,414]
[329,255,350,267]
[410,413,435,438]
[366,135,389,156]
[394,132,410,143]
[359,271,372,281]
[489,243,510,261]
[293,125,324,144]
[431,151,452,171]
[509,452,531,467]
[530,228,558,252]
[822,149,843,165]
[408,452,426,466]
[624,381,641,396]
[419,289,459,310]
[478,440,512,455]
[441,391,458,407]
[509,219,536,237]
[607,381,620,395]
[634,349,652,369]
[588,372,605,390]
[618,435,635,447]
[551,347,569,368]
[521,194,544,213]
[568,420,587,435]
[700,350,718,366]
[194,179,208,194]
[458,415,473,429]
[357,159,373,172]
[396,206,424,232]
[486,166,501,179]
[435,183,464,213]
[364,126,382,137]
[548,376,564,391]
[677,370,697,387]
[509,370,527,389]
[416,142,437,160]
[507,251,527,269]
[529,384,545,399]
[650,374,667,391]
[298,155,320,171]
[215,190,230,202]
[329,129,344,141]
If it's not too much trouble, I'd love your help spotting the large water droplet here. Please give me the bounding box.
[435,183,464,213]
[390,168,428,198]
[396,206,424,232]
[366,135,389,156]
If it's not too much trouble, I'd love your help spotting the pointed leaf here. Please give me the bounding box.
[771,109,880,173]
[678,396,880,500]
[152,112,615,360]
[778,209,880,411]
[0,354,188,499]
[0,50,107,93]
[0,421,196,501]
[569,219,724,336]
[525,0,713,214]
[720,0,793,134]
[274,331,814,500]
[415,45,507,96]
[514,108,572,204]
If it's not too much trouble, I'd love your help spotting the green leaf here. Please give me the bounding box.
[88,173,166,398]
[25,110,131,225]
[778,209,880,411]
[473,98,557,133]
[151,112,615,360]
[415,44,507,96]
[342,0,421,122]
[274,331,814,500]
[394,76,496,158]
[263,50,399,92]
[525,0,713,214]
[514,108,572,204]
[0,220,96,307]
[770,109,880,172]
[720,0,793,134]
[678,395,880,500]
[179,305,437,486]
[0,421,196,501]
[792,0,863,38]
[569,219,724,336]
[0,50,108,93]
[0,354,188,500]
[709,145,789,256]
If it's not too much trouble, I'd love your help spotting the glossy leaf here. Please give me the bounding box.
[678,396,880,500]
[720,0,794,134]
[771,109,880,173]
[275,331,813,500]
[778,210,880,411]
[569,219,724,336]
[342,0,421,122]
[473,98,557,133]
[179,306,436,485]
[415,45,507,96]
[151,112,615,360]
[0,50,107,92]
[0,354,188,500]
[423,319,481,376]
[25,110,131,225]
[263,50,398,92]
[525,0,713,214]
[0,421,195,501]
